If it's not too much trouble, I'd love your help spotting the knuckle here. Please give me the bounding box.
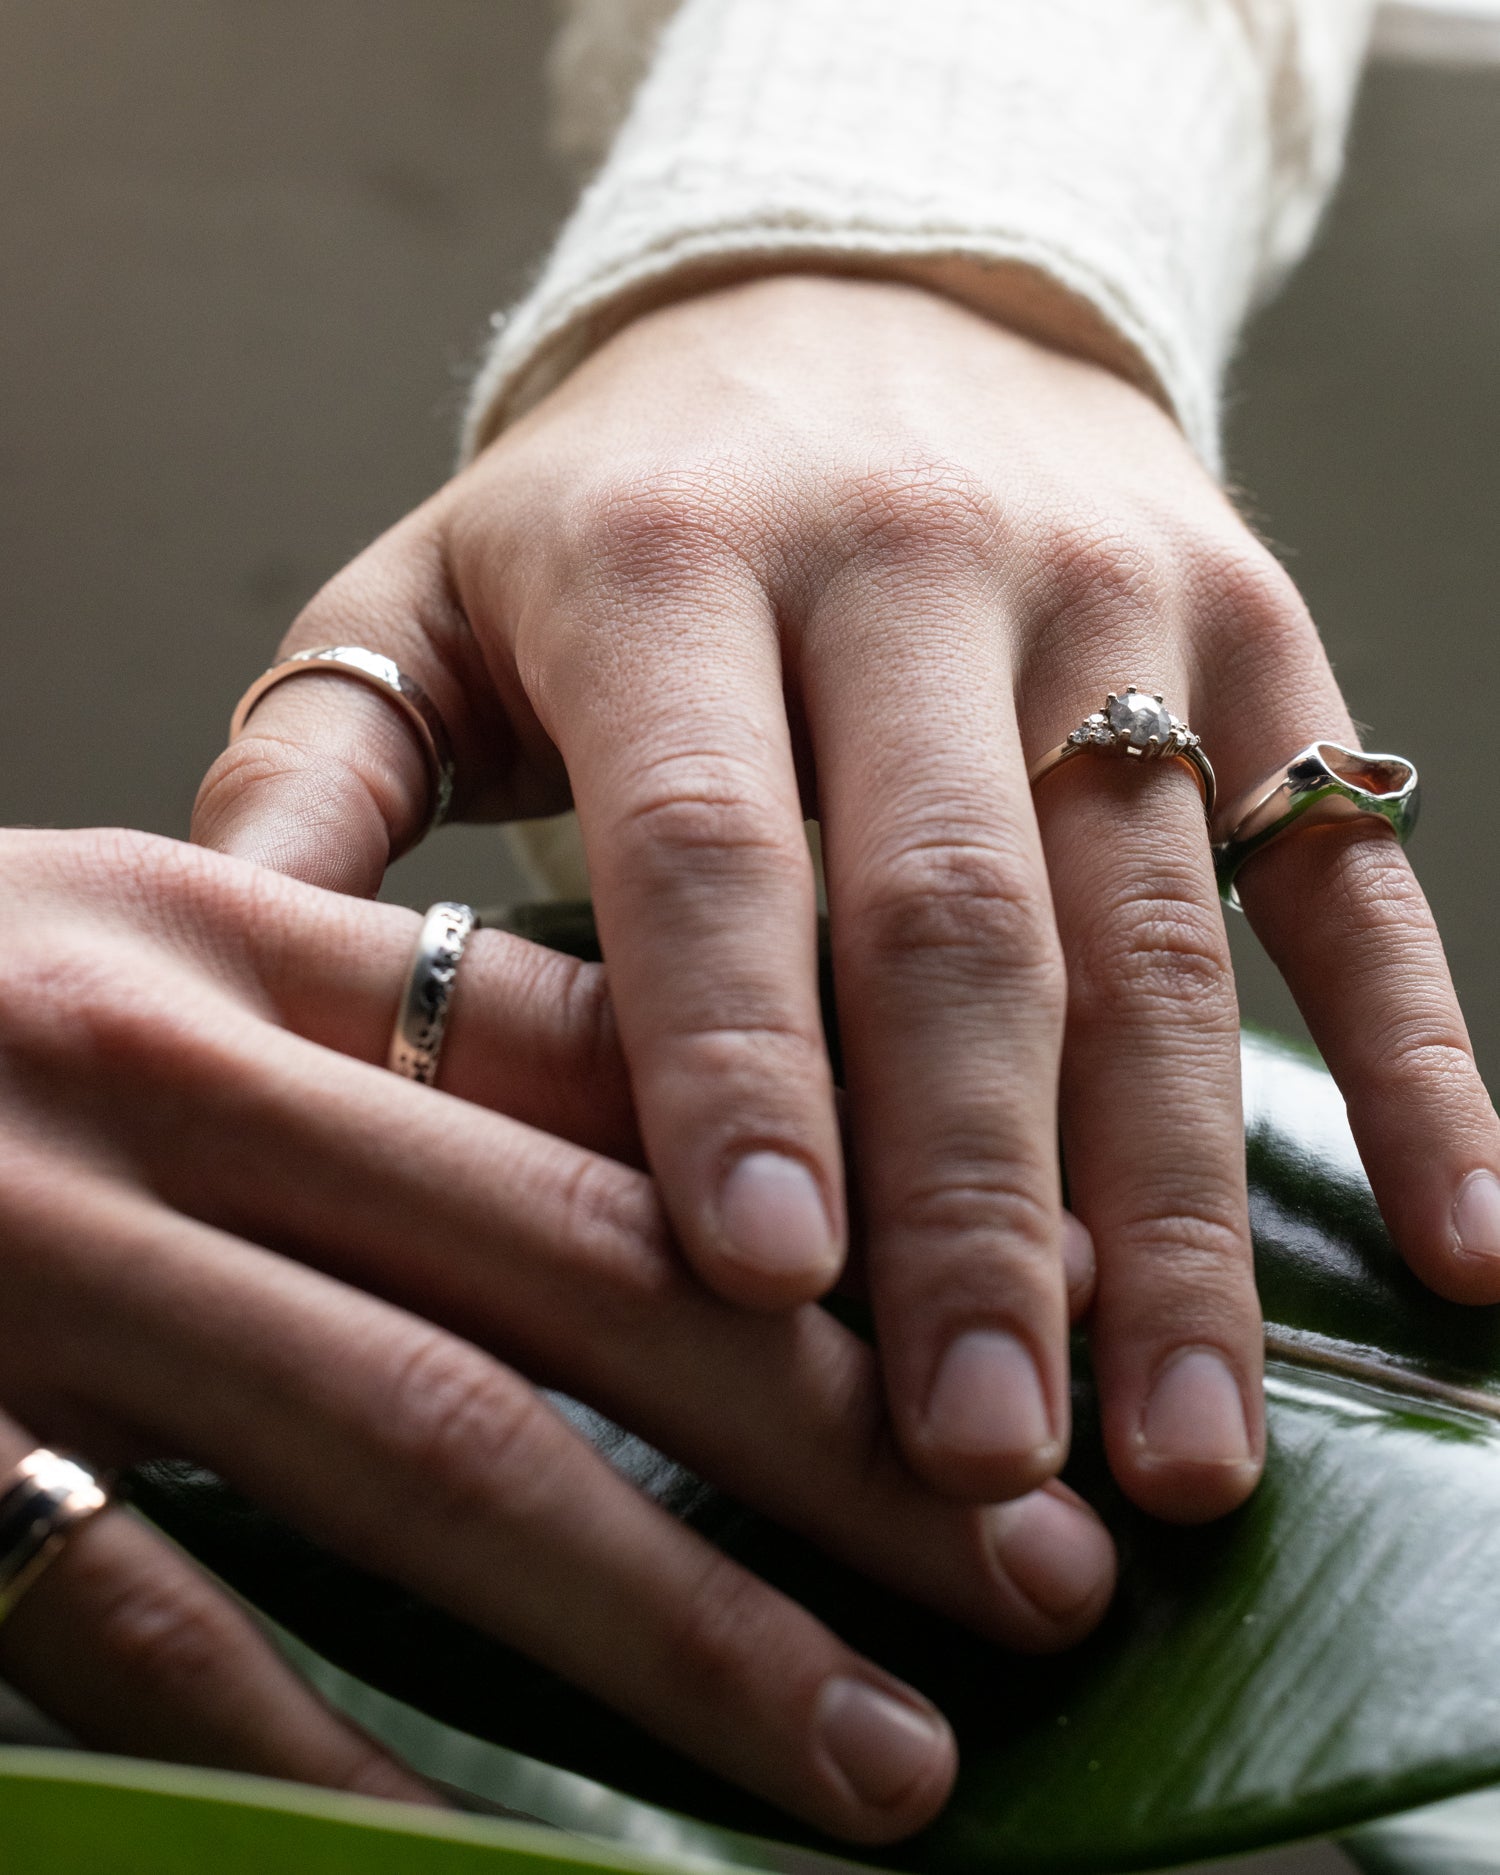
[86,1558,246,1702]
[1036,518,1163,637]
[195,733,395,845]
[613,753,805,891]
[582,470,757,594]
[1111,1205,1250,1278]
[853,839,1064,1001]
[662,1552,785,1709]
[1326,834,1427,936]
[887,1171,1058,1282]
[1194,540,1313,663]
[833,460,1001,578]
[377,1331,550,1528]
[1071,875,1232,1024]
[1369,1025,1478,1101]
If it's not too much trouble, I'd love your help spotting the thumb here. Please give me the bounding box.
[193,525,473,895]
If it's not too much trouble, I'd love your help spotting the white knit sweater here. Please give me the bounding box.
[464,0,1374,477]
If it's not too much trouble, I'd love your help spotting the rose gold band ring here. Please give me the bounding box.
[1029,687,1216,819]
[229,645,456,832]
[0,1449,112,1626]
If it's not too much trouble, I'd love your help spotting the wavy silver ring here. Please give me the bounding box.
[0,1449,112,1626]
[1029,687,1216,818]
[230,645,456,833]
[1213,740,1420,907]
[388,901,479,1085]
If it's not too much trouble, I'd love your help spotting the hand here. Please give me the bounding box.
[0,828,1115,1842]
[193,273,1500,1524]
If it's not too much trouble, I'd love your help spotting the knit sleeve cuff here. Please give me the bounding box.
[463,0,1367,477]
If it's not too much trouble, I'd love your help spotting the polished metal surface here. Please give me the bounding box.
[230,645,457,832]
[0,1449,111,1626]
[1213,741,1420,906]
[1029,687,1217,817]
[388,900,478,1084]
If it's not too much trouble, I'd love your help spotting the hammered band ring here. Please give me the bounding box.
[1029,687,1216,819]
[1213,740,1419,907]
[230,645,456,832]
[388,901,479,1085]
[0,1449,112,1626]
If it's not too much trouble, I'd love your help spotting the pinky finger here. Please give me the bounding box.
[1238,825,1500,1303]
[0,1426,430,1802]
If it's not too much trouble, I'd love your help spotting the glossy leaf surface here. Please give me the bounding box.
[0,1749,690,1875]
[129,906,1500,1874]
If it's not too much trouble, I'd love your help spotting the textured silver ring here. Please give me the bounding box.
[1213,740,1419,907]
[0,1449,112,1626]
[1029,687,1216,819]
[388,901,479,1085]
[230,645,456,832]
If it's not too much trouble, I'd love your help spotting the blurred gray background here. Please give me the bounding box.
[0,2,1496,1087]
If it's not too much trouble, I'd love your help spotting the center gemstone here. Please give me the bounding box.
[1106,690,1172,750]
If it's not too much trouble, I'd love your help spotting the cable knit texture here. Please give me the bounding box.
[464,0,1373,476]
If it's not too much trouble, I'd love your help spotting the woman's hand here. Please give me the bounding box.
[193,273,1500,1525]
[0,827,1115,1842]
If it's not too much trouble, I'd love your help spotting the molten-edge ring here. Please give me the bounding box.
[1212,740,1419,907]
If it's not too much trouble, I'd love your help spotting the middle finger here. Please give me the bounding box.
[805,522,1072,1505]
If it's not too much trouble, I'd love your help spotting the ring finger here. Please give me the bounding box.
[1032,680,1263,1524]
[0,1414,430,1799]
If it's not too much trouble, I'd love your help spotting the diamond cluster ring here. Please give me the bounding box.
[1029,687,1216,818]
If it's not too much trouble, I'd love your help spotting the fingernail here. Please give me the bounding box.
[925,1330,1055,1463]
[816,1677,951,1811]
[1140,1348,1252,1468]
[987,1488,1115,1622]
[718,1152,836,1279]
[1454,1171,1500,1262]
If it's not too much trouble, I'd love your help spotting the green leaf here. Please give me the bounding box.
[0,1747,707,1875]
[1347,1789,1500,1875]
[128,906,1500,1874]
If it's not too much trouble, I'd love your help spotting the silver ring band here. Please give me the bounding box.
[230,645,456,832]
[388,902,479,1085]
[1029,687,1216,819]
[0,1449,112,1625]
[1213,741,1419,907]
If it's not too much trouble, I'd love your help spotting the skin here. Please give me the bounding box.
[192,274,1500,1527]
[0,827,1115,1842]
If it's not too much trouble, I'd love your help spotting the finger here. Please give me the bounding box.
[1062,1213,1097,1322]
[804,524,1071,1504]
[1199,578,1500,1305]
[1244,836,1500,1301]
[533,517,843,1308]
[51,832,640,1165]
[192,504,519,894]
[11,1026,1114,1657]
[12,1209,957,1841]
[1035,729,1263,1523]
[0,1415,428,1801]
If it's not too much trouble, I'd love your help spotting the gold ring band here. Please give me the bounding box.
[1029,687,1216,819]
[229,645,456,831]
[0,1449,112,1626]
